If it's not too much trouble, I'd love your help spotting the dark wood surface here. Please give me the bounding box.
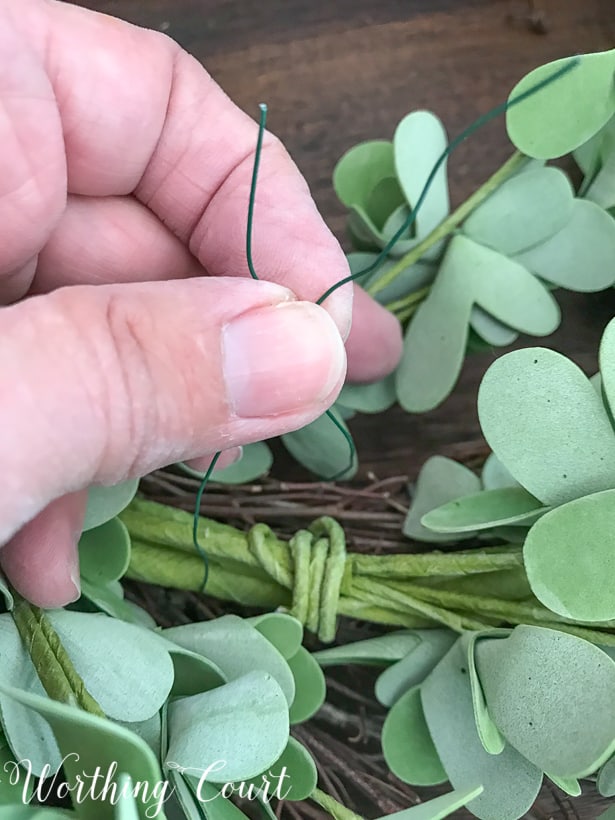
[71,0,615,481]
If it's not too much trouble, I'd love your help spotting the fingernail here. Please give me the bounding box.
[223,302,346,418]
[68,563,81,604]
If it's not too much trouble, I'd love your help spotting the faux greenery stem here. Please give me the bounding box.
[311,787,365,820]
[121,499,615,646]
[11,592,105,716]
[368,150,527,299]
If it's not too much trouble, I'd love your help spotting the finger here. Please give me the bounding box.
[345,286,403,382]
[0,277,346,545]
[185,447,243,474]
[7,1,353,337]
[1,491,85,608]
[32,194,204,292]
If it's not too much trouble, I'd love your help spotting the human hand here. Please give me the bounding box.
[0,0,402,607]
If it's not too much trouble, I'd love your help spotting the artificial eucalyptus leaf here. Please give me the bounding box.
[338,374,397,414]
[422,487,547,534]
[403,456,481,543]
[481,454,519,492]
[313,631,421,667]
[469,308,518,348]
[478,347,615,506]
[116,713,162,758]
[83,481,139,532]
[523,489,615,621]
[396,254,472,413]
[47,610,174,722]
[598,754,615,797]
[366,176,406,229]
[382,685,447,786]
[287,647,326,724]
[394,111,450,236]
[178,442,273,485]
[545,773,581,797]
[376,630,457,707]
[462,632,506,755]
[420,640,542,820]
[476,625,615,777]
[281,409,357,480]
[165,671,289,783]
[599,317,615,418]
[247,613,303,660]
[374,786,484,820]
[506,51,615,158]
[165,768,208,820]
[368,259,436,305]
[240,736,317,802]
[514,199,615,292]
[163,615,294,706]
[463,167,574,255]
[79,579,156,628]
[161,641,226,698]
[78,517,131,585]
[0,682,166,820]
[0,729,32,805]
[333,140,395,208]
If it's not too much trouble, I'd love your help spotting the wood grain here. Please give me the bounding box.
[68,0,615,480]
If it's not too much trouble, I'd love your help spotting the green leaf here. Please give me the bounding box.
[373,786,484,820]
[394,111,450,236]
[0,729,33,805]
[365,176,406,229]
[403,456,481,543]
[0,809,73,819]
[524,489,615,621]
[79,579,156,627]
[598,754,615,797]
[506,51,615,158]
[514,199,615,292]
[165,671,289,783]
[79,518,131,585]
[333,141,395,209]
[462,632,506,755]
[382,686,447,786]
[281,409,357,480]
[179,442,273,485]
[338,375,397,414]
[247,613,303,660]
[163,615,294,707]
[83,481,139,531]
[0,682,167,820]
[287,647,326,724]
[476,625,615,777]
[238,736,317,802]
[480,454,519,491]
[478,347,615,506]
[421,639,542,820]
[469,308,517,348]
[422,487,547,534]
[161,641,226,698]
[545,773,581,797]
[375,630,457,707]
[463,167,574,255]
[313,631,421,667]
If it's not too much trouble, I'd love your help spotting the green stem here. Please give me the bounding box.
[11,592,105,716]
[367,150,527,299]
[311,787,365,820]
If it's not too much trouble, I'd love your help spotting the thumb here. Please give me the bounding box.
[0,276,346,544]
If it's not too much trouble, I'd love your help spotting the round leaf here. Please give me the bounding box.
[241,737,317,802]
[506,51,615,158]
[83,481,139,532]
[422,487,547,534]
[165,671,289,782]
[78,517,131,585]
[287,647,326,724]
[281,408,357,480]
[247,613,303,660]
[476,625,615,777]
[179,441,273,485]
[338,374,396,414]
[313,631,421,667]
[333,141,395,208]
[481,454,519,491]
[382,686,447,786]
[524,489,615,621]
[469,308,518,348]
[478,347,615,506]
[598,754,615,797]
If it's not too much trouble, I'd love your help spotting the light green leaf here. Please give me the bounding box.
[376,630,457,707]
[382,686,447,786]
[281,409,357,480]
[598,754,615,797]
[514,199,615,292]
[422,487,547,534]
[462,632,506,755]
[165,671,289,783]
[79,580,156,628]
[506,51,615,158]
[481,454,519,491]
[478,347,615,506]
[79,517,131,585]
[421,639,542,820]
[0,729,32,805]
[287,646,326,724]
[476,625,615,777]
[313,631,421,667]
[83,481,139,532]
[546,773,581,797]
[163,615,294,706]
[373,786,484,820]
[469,308,518,348]
[238,736,317,802]
[524,489,615,621]
[338,375,397,414]
[247,613,303,660]
[333,141,395,209]
[463,167,574,254]
[179,443,273,485]
[403,456,482,542]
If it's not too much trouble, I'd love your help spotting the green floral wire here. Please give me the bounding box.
[193,56,581,590]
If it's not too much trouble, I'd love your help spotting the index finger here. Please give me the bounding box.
[13,0,353,335]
